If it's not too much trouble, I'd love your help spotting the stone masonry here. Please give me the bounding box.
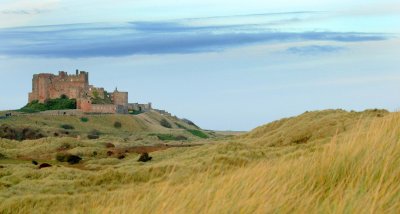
[28,70,152,114]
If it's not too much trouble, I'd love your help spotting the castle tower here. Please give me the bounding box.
[112,88,128,106]
[28,70,90,103]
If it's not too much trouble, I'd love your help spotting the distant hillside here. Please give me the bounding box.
[240,109,389,146]
[0,110,212,143]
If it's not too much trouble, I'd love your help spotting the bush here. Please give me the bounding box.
[87,129,100,139]
[0,153,7,160]
[114,121,122,128]
[160,119,172,128]
[129,110,144,115]
[60,124,74,130]
[138,153,152,162]
[88,134,100,140]
[187,129,209,139]
[56,153,82,165]
[80,117,89,122]
[19,96,76,113]
[105,142,115,148]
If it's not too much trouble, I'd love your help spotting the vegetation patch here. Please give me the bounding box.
[91,91,113,104]
[160,119,172,128]
[104,143,115,148]
[175,122,187,129]
[149,133,188,141]
[138,153,152,162]
[60,124,75,130]
[55,153,82,165]
[0,124,45,141]
[80,117,89,122]
[129,110,144,115]
[187,129,209,139]
[113,121,122,129]
[0,153,7,160]
[19,95,76,113]
[87,129,101,140]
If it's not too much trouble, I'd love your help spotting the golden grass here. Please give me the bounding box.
[1,110,399,213]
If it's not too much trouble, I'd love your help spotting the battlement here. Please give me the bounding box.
[28,70,152,114]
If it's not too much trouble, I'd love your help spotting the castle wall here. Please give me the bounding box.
[28,71,89,103]
[128,103,152,112]
[78,99,92,112]
[28,70,134,115]
[90,104,117,114]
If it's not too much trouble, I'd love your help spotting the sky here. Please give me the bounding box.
[0,0,399,131]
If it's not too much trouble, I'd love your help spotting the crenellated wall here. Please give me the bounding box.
[27,70,153,115]
[28,70,89,103]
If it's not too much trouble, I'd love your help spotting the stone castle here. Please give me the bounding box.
[28,70,152,114]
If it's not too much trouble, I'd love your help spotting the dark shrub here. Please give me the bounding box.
[87,129,100,139]
[80,117,89,122]
[0,153,7,160]
[0,125,46,141]
[138,153,152,162]
[160,119,172,128]
[105,143,115,148]
[107,151,114,156]
[67,155,82,164]
[39,163,52,169]
[87,134,99,139]
[32,160,39,165]
[114,121,122,128]
[61,124,74,130]
[92,151,98,156]
[56,153,82,164]
[118,154,126,160]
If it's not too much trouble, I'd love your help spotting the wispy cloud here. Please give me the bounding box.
[285,45,346,55]
[0,19,389,58]
[1,9,50,15]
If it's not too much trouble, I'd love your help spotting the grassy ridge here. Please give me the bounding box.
[1,109,399,213]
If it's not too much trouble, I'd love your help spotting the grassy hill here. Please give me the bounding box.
[1,109,399,213]
[0,110,212,143]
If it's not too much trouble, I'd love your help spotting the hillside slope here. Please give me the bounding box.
[240,109,389,146]
[1,109,398,213]
[0,110,211,142]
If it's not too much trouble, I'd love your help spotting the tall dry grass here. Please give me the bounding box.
[1,112,399,213]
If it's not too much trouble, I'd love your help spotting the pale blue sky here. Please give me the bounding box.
[0,0,399,130]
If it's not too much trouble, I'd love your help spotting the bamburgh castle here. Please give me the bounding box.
[28,70,152,114]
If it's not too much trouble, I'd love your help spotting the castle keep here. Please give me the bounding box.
[28,70,152,114]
